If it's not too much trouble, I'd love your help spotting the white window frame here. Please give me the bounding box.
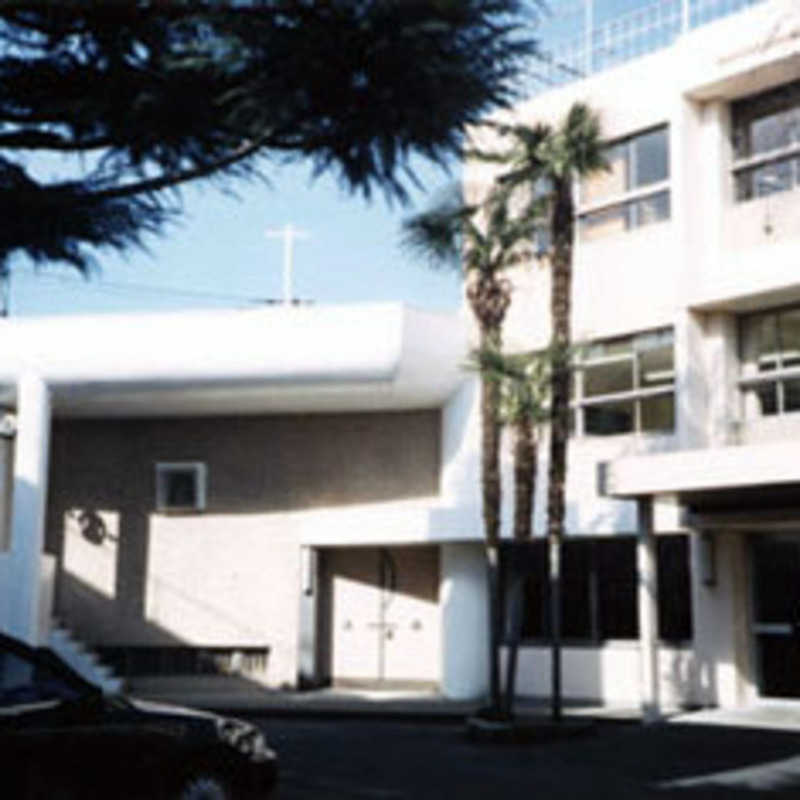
[572,328,675,437]
[155,462,207,513]
[577,125,671,238]
[739,305,800,418]
[731,82,800,202]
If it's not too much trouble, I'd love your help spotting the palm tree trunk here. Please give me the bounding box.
[479,324,503,714]
[513,417,536,541]
[547,176,574,723]
[503,420,537,716]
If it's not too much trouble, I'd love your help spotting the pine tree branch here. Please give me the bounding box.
[0,130,111,150]
[89,135,270,201]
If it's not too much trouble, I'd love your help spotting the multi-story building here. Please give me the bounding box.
[469,0,800,715]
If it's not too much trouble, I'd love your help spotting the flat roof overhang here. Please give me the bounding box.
[0,303,468,417]
[602,441,800,529]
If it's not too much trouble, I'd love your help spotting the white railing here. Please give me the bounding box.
[527,0,765,93]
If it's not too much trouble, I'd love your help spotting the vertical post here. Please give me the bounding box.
[266,224,309,305]
[637,497,660,723]
[681,0,690,34]
[8,372,51,645]
[297,546,318,688]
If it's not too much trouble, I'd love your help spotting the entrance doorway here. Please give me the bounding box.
[752,535,800,698]
[319,545,440,689]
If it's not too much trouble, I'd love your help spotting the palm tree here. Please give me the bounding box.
[471,346,549,716]
[403,183,535,715]
[492,103,606,721]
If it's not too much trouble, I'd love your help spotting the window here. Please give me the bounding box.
[732,81,800,201]
[657,535,693,642]
[155,462,207,512]
[517,535,692,644]
[579,126,670,240]
[0,650,82,706]
[573,328,675,436]
[740,306,800,418]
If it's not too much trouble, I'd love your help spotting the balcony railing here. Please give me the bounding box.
[526,0,765,94]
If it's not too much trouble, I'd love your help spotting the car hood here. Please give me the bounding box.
[125,696,220,721]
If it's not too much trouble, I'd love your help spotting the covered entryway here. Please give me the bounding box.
[318,545,440,689]
[600,441,800,714]
[752,535,800,699]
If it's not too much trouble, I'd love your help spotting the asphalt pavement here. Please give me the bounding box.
[251,716,800,800]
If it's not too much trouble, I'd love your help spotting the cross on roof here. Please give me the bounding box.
[265,224,309,305]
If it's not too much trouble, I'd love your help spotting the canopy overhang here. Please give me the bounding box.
[0,303,468,417]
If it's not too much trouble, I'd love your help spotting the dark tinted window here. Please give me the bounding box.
[561,541,592,638]
[0,650,81,706]
[733,81,800,159]
[517,534,692,644]
[597,538,638,639]
[657,535,692,642]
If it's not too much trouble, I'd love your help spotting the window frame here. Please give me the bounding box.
[739,304,800,418]
[571,327,676,438]
[578,124,671,239]
[731,81,800,202]
[155,461,208,513]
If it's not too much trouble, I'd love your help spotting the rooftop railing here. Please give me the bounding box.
[528,0,764,93]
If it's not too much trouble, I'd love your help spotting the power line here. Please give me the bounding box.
[11,270,272,306]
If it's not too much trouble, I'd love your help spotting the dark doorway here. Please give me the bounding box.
[752,535,800,698]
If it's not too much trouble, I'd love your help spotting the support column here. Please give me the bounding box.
[7,373,51,645]
[297,545,319,688]
[441,542,489,700]
[637,497,660,723]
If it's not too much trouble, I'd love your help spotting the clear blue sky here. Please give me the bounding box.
[9,155,463,317]
[7,0,741,317]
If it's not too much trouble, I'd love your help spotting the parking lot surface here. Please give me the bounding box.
[253,716,800,799]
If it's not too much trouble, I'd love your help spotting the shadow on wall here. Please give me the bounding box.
[315,545,440,687]
[42,412,442,682]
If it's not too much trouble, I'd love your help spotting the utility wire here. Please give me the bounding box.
[10,269,274,306]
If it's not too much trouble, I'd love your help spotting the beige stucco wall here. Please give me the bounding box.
[45,410,440,686]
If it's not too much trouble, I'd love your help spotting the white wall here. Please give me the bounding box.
[145,513,301,688]
[506,643,699,709]
[690,530,754,708]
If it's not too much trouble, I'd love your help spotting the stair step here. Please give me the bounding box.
[47,621,123,695]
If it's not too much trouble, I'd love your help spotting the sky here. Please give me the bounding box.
[8,155,464,318]
[6,0,753,318]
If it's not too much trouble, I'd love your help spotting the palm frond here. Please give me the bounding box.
[466,345,551,426]
[401,184,478,270]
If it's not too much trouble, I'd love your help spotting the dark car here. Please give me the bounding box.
[0,632,277,799]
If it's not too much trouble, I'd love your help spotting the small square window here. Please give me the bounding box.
[155,463,207,512]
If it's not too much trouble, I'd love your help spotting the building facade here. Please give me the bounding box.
[0,303,492,698]
[467,0,800,714]
[2,0,800,717]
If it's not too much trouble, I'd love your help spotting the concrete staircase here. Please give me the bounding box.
[48,622,124,694]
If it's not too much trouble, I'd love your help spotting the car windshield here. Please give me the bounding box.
[0,650,84,707]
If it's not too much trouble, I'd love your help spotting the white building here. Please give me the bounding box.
[2,0,800,718]
[0,303,494,699]
[469,0,800,714]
